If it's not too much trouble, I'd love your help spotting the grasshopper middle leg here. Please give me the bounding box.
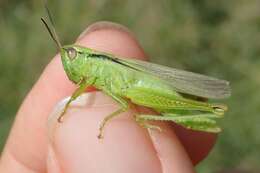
[98,90,129,139]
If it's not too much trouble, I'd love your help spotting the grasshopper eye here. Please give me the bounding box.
[66,48,77,60]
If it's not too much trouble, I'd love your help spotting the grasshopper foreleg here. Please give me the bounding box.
[58,78,94,122]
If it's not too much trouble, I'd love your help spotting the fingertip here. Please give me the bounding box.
[76,21,147,60]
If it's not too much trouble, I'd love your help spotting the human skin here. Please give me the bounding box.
[0,21,216,173]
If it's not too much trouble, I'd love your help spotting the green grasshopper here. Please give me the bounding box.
[41,7,231,138]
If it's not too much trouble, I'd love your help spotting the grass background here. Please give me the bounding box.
[1,0,260,172]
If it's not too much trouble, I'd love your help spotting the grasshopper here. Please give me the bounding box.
[41,6,230,138]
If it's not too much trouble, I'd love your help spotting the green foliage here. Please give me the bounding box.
[1,0,260,172]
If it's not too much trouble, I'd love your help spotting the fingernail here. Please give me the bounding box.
[47,92,115,140]
[47,92,162,173]
[77,21,134,41]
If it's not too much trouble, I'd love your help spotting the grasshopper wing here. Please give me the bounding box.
[117,58,231,99]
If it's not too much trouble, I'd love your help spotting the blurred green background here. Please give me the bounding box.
[1,0,260,172]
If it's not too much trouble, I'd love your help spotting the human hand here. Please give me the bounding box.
[0,22,216,173]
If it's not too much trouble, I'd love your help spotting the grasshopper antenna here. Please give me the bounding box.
[41,2,62,50]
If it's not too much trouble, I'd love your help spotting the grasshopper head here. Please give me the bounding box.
[61,45,91,84]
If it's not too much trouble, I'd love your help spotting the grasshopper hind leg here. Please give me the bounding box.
[136,113,222,133]
[125,86,226,133]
